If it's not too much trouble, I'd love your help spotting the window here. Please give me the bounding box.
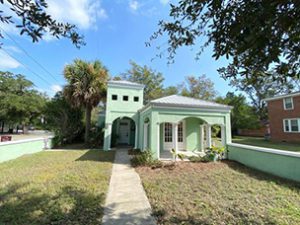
[283,119,300,132]
[134,96,139,102]
[291,119,299,132]
[284,120,290,132]
[164,123,173,142]
[112,95,118,100]
[178,122,183,142]
[284,97,293,110]
[123,95,128,101]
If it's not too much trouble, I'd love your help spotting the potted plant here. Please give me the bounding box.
[206,145,225,162]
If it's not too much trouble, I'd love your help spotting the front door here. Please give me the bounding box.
[119,120,130,144]
[163,122,186,151]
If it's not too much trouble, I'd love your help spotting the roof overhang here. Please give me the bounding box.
[108,81,144,90]
[139,102,232,113]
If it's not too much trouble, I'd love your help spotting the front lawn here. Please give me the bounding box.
[136,161,300,225]
[232,136,300,152]
[0,149,115,225]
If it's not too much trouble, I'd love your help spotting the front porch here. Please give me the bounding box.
[139,95,232,160]
[154,118,226,160]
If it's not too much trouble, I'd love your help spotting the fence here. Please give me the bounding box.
[227,143,300,182]
[0,137,53,163]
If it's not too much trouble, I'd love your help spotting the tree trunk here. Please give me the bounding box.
[1,121,4,134]
[84,106,92,144]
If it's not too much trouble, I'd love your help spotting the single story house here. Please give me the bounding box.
[264,92,300,142]
[101,80,232,159]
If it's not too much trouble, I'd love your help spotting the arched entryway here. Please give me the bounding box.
[111,117,136,148]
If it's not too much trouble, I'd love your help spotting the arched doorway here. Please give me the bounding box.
[111,117,136,148]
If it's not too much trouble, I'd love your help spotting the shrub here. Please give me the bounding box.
[87,127,104,148]
[130,149,163,168]
[128,148,142,155]
[206,145,225,161]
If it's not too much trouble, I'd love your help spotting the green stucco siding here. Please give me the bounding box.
[0,138,53,163]
[186,118,202,151]
[228,144,300,182]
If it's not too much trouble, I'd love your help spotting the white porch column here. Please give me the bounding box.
[221,124,226,146]
[200,125,204,152]
[157,123,160,159]
[206,124,212,149]
[143,123,148,150]
[134,124,138,149]
[173,123,178,154]
[106,123,112,150]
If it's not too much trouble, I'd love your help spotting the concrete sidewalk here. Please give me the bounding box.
[102,149,156,225]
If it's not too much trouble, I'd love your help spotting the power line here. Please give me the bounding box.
[0,27,60,83]
[1,48,52,86]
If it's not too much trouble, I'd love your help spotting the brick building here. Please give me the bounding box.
[264,92,300,142]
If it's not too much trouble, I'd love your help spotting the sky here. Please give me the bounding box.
[0,0,234,97]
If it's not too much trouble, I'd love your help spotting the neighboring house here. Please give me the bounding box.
[101,80,232,159]
[264,92,300,142]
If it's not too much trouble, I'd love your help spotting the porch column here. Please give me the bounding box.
[173,123,178,154]
[157,123,160,159]
[143,123,148,150]
[134,124,138,149]
[200,125,204,152]
[206,124,212,149]
[221,124,226,146]
[103,123,112,150]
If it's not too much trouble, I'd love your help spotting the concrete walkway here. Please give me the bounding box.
[102,149,156,225]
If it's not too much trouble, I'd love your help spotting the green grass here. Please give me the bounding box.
[0,149,115,225]
[136,161,300,225]
[232,136,300,152]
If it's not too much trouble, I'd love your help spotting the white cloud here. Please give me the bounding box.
[2,45,21,54]
[129,0,139,11]
[160,0,170,5]
[46,0,107,30]
[51,84,63,93]
[0,51,21,69]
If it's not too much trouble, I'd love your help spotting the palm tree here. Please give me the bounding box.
[63,59,108,143]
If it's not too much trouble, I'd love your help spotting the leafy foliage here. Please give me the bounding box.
[44,92,84,147]
[0,71,47,132]
[122,61,165,104]
[130,149,162,168]
[216,92,260,133]
[0,0,84,47]
[179,75,217,100]
[226,75,299,120]
[63,59,108,143]
[151,0,300,81]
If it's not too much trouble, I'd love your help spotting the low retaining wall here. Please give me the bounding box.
[0,137,53,163]
[227,143,300,182]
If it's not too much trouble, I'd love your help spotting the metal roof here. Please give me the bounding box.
[108,80,144,89]
[149,95,232,110]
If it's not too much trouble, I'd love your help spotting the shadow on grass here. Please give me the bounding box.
[75,150,115,162]
[224,160,300,189]
[0,183,105,225]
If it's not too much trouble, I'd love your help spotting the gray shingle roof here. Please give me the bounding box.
[150,95,232,109]
[108,80,144,89]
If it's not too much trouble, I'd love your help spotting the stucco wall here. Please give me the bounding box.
[228,143,300,182]
[0,137,53,163]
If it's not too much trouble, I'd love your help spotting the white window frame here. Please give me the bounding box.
[283,118,300,133]
[283,97,294,110]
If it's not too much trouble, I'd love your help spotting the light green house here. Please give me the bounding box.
[102,80,232,159]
